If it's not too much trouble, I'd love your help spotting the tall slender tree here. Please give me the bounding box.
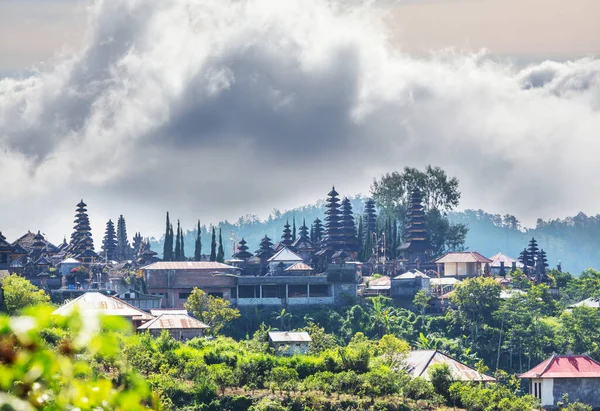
[292,217,297,241]
[217,228,225,263]
[210,227,217,262]
[194,220,202,261]
[102,219,117,261]
[174,220,182,261]
[163,212,173,261]
[116,215,130,261]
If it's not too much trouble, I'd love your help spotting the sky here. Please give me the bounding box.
[0,0,599,245]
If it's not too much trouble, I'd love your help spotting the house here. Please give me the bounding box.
[520,354,600,408]
[434,252,492,278]
[362,275,391,297]
[137,313,209,340]
[488,252,522,276]
[141,261,240,308]
[52,291,154,328]
[404,350,495,382]
[391,270,430,300]
[268,331,311,356]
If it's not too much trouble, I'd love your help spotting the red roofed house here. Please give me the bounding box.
[519,355,600,408]
[434,252,492,278]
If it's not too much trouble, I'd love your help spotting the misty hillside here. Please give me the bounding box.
[151,199,600,275]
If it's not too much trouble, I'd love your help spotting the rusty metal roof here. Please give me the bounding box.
[53,292,154,320]
[141,261,239,270]
[405,350,495,382]
[520,355,600,379]
[268,331,312,343]
[285,262,314,271]
[138,313,209,330]
[435,252,492,264]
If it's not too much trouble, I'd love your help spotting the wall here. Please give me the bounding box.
[553,378,600,408]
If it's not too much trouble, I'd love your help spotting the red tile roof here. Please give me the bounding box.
[434,251,492,264]
[520,355,600,379]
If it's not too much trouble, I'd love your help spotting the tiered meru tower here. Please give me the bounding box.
[69,200,97,263]
[397,188,432,264]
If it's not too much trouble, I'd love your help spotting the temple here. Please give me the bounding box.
[397,188,433,268]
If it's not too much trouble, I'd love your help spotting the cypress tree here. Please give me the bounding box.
[102,219,117,261]
[217,228,225,263]
[194,220,202,261]
[174,220,181,261]
[210,227,217,262]
[163,212,172,261]
[292,217,297,241]
[116,215,130,261]
[180,224,185,261]
[357,217,364,261]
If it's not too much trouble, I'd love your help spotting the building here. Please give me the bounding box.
[116,289,162,310]
[141,261,240,308]
[404,350,495,382]
[396,188,433,266]
[137,313,209,340]
[434,252,492,278]
[520,355,600,408]
[268,331,311,356]
[0,232,12,270]
[267,247,304,275]
[488,252,522,276]
[53,291,154,328]
[391,270,430,300]
[361,275,391,297]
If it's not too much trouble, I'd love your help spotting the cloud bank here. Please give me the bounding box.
[0,0,599,243]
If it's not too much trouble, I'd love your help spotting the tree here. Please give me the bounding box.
[274,308,292,331]
[180,225,185,261]
[174,220,182,261]
[163,212,173,261]
[210,227,217,262]
[216,228,225,263]
[102,219,117,261]
[184,288,240,334]
[370,166,466,256]
[1,274,50,314]
[194,220,202,261]
[292,217,297,241]
[429,363,453,401]
[413,289,430,315]
[116,214,131,261]
[377,334,410,367]
[300,322,338,354]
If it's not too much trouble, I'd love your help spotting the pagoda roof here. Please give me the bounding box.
[327,187,339,197]
[33,231,45,241]
[10,243,28,255]
[267,247,303,263]
[76,249,98,258]
[35,256,52,265]
[397,240,432,252]
[292,236,315,250]
[76,200,87,207]
[9,259,23,268]
[0,232,11,251]
[60,257,81,265]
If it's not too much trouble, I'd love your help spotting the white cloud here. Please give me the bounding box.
[0,0,599,245]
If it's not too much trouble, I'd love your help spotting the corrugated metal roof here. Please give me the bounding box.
[393,270,428,280]
[366,276,391,287]
[53,292,154,320]
[569,298,600,309]
[435,252,492,264]
[150,309,188,316]
[138,313,209,330]
[267,247,303,263]
[268,331,312,343]
[141,261,239,270]
[285,262,314,271]
[520,355,600,379]
[405,350,495,382]
[430,277,460,286]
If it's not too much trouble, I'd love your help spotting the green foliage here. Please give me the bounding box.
[0,305,157,410]
[412,290,430,315]
[1,274,51,314]
[300,322,338,354]
[185,288,240,334]
[449,382,539,411]
[428,363,453,401]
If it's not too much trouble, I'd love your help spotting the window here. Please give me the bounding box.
[532,382,542,399]
[179,292,191,300]
[208,292,223,298]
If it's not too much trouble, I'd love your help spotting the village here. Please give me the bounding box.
[1,186,598,409]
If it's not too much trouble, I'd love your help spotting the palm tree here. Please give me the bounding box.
[275,308,292,331]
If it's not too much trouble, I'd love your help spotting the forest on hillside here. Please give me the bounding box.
[151,201,600,275]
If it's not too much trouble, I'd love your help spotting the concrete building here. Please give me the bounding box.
[268,331,311,356]
[116,289,162,310]
[520,355,600,408]
[137,313,209,340]
[141,261,240,308]
[434,252,492,278]
[405,350,495,382]
[391,270,430,300]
